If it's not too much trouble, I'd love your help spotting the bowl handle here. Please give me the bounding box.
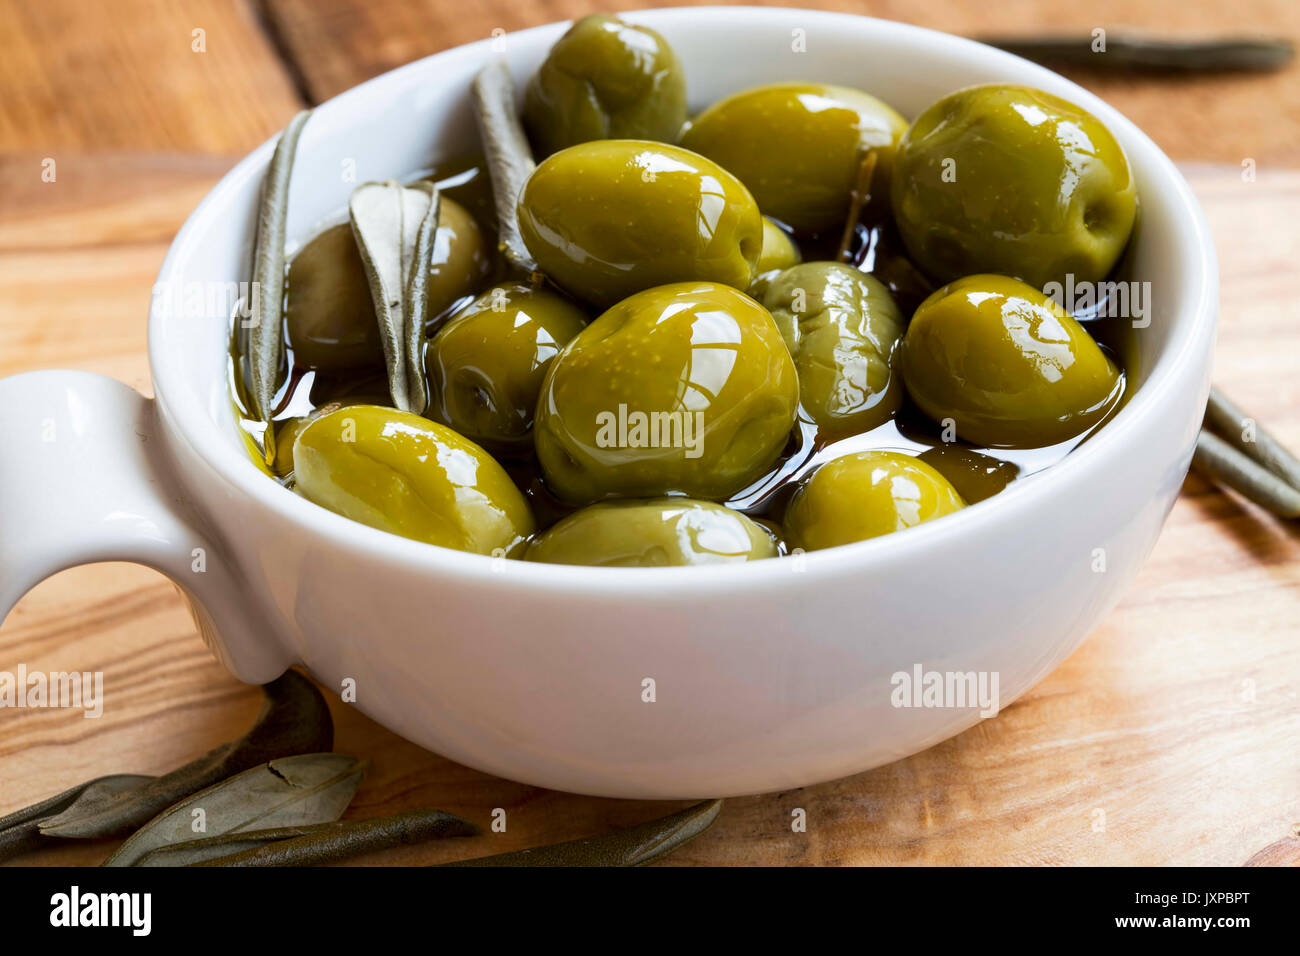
[0,370,291,682]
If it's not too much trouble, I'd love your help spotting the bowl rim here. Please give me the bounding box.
[150,5,1218,597]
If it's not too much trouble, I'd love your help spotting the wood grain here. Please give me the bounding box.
[0,0,1297,867]
[262,0,1300,166]
[0,152,238,252]
[0,0,303,151]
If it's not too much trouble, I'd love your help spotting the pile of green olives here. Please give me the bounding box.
[239,15,1139,567]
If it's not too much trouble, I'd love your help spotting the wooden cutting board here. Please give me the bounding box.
[1,0,1298,866]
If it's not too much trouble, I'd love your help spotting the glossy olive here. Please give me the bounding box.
[271,401,360,479]
[426,282,588,446]
[761,262,905,436]
[286,224,383,370]
[535,281,799,503]
[293,405,534,555]
[916,445,1020,504]
[523,14,687,156]
[890,84,1138,289]
[785,450,965,551]
[901,275,1122,448]
[756,217,802,274]
[526,498,779,567]
[427,196,494,320]
[680,83,907,234]
[517,140,763,308]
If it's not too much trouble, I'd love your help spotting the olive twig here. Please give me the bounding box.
[977,34,1294,73]
[1193,430,1300,518]
[835,150,878,263]
[1191,386,1300,517]
[1202,386,1300,491]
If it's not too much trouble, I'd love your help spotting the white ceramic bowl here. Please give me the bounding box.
[0,7,1216,798]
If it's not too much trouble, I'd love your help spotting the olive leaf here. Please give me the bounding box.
[0,775,152,862]
[38,669,332,840]
[246,109,311,428]
[441,799,722,867]
[349,180,439,414]
[133,823,335,867]
[102,753,366,867]
[471,60,538,274]
[182,809,476,867]
[135,809,474,867]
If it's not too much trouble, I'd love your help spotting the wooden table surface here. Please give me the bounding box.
[1,0,1298,866]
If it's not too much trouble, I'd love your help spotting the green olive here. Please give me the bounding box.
[749,219,803,299]
[271,401,360,479]
[785,450,965,551]
[525,498,779,567]
[761,262,905,436]
[535,281,798,503]
[272,417,309,479]
[900,275,1122,448]
[523,14,687,156]
[680,83,906,235]
[756,217,802,274]
[293,404,534,555]
[517,140,763,308]
[427,196,494,320]
[286,224,383,371]
[890,84,1137,289]
[426,282,588,446]
[915,445,1020,504]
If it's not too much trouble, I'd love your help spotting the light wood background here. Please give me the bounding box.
[1,0,1297,866]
